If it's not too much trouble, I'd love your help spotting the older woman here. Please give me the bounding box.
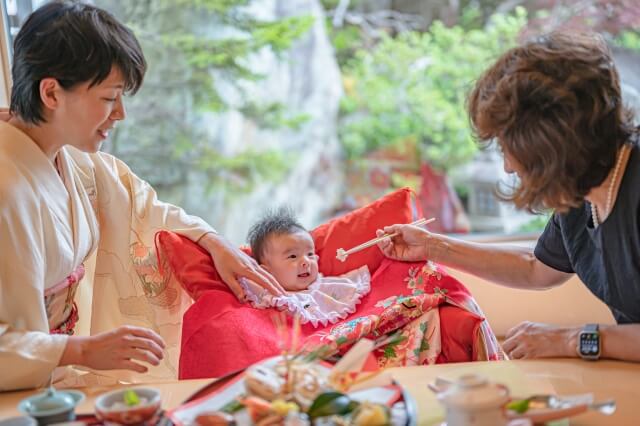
[378,32,640,362]
[0,1,283,391]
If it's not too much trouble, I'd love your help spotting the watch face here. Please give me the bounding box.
[579,332,600,357]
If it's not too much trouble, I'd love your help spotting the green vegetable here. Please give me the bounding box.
[123,389,140,407]
[307,391,359,418]
[220,398,245,414]
[506,398,530,414]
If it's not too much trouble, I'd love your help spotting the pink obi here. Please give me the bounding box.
[45,264,85,335]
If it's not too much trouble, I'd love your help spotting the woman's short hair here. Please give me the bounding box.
[468,32,635,212]
[10,0,146,124]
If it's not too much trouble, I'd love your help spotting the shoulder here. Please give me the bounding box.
[0,154,39,212]
[65,147,135,181]
[554,203,589,232]
[0,127,39,205]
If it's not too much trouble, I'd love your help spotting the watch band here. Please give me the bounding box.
[584,323,599,332]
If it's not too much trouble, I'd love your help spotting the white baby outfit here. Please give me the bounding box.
[241,265,370,327]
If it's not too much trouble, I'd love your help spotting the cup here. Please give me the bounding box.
[17,388,85,426]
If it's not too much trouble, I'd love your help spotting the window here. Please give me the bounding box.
[2,1,638,242]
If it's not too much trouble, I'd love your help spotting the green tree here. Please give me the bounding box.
[338,8,527,172]
[95,0,313,193]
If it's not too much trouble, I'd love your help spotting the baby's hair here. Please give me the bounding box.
[248,207,307,264]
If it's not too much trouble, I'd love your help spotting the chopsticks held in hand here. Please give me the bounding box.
[336,217,436,262]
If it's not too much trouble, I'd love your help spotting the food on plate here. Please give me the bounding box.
[306,392,358,419]
[245,359,329,410]
[108,389,149,411]
[351,402,389,426]
[194,411,236,426]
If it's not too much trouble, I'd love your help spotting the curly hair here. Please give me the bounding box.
[467,32,636,212]
[247,207,307,264]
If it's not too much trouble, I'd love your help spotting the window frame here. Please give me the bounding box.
[0,0,11,106]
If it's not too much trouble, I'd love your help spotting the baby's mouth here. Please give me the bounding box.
[298,272,310,278]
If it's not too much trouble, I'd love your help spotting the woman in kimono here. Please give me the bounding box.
[377,32,640,363]
[0,1,283,391]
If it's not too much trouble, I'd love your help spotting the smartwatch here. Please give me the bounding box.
[577,324,601,360]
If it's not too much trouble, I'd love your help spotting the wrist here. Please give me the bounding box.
[424,233,448,262]
[197,231,223,253]
[566,326,581,358]
[60,336,89,367]
[575,323,602,360]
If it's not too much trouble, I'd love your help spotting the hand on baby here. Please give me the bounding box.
[200,233,285,301]
[375,224,430,262]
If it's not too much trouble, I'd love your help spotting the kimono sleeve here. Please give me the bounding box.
[91,151,216,241]
[0,177,68,391]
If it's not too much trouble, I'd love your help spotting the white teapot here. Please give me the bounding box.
[436,374,510,426]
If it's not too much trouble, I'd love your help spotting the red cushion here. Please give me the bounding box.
[178,258,483,379]
[436,305,482,363]
[312,187,418,276]
[155,231,225,301]
[156,187,419,301]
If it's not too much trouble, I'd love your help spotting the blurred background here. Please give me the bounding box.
[2,0,639,244]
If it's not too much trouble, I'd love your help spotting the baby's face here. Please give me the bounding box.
[261,231,319,292]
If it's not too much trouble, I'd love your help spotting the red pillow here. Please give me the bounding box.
[156,187,419,300]
[311,187,419,276]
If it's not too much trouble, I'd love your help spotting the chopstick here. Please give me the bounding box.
[337,217,435,261]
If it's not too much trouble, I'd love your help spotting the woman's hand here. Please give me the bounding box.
[60,325,166,373]
[375,224,431,262]
[199,232,285,300]
[502,321,579,359]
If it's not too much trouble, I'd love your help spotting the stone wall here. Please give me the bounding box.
[178,0,345,244]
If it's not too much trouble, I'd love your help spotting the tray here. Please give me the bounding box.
[169,357,417,426]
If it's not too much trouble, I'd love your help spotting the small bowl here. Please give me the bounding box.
[0,416,37,426]
[94,387,161,425]
[18,389,85,426]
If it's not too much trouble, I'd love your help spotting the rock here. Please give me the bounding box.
[180,0,345,243]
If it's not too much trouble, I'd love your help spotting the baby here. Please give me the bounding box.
[243,207,370,327]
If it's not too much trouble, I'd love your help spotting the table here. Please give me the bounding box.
[1,359,639,425]
[390,359,640,425]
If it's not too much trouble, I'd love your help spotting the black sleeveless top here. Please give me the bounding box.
[535,136,640,324]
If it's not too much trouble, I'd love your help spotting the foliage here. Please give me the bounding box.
[614,30,640,51]
[517,212,551,233]
[337,8,527,172]
[95,0,313,192]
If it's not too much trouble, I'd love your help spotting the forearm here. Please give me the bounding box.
[59,336,88,366]
[426,233,561,290]
[196,231,223,253]
[0,329,68,391]
[600,324,640,362]
[555,323,640,362]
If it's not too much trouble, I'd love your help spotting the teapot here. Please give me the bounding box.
[434,374,510,426]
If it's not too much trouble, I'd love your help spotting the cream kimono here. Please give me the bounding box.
[0,122,214,391]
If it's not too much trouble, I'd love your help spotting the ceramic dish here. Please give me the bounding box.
[169,356,416,426]
[18,389,85,426]
[506,393,615,424]
[94,387,161,425]
[0,416,37,426]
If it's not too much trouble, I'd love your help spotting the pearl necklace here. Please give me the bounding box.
[591,143,631,228]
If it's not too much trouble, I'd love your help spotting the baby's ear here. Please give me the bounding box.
[260,263,271,272]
